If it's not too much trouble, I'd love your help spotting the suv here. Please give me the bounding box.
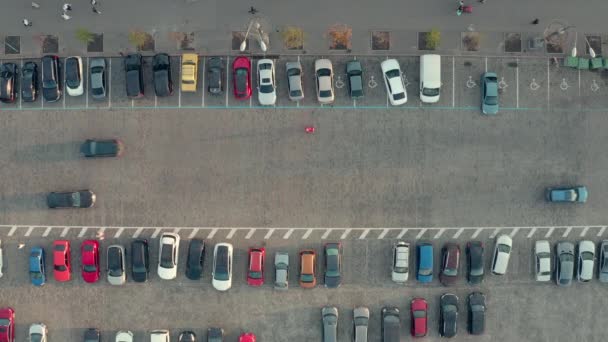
[381,307,400,342]
[131,239,149,282]
[186,239,205,280]
[157,233,180,280]
[546,185,588,203]
[346,60,363,98]
[124,54,144,98]
[467,241,484,284]
[80,139,124,158]
[107,245,126,285]
[65,56,83,96]
[600,240,608,283]
[21,61,38,102]
[42,55,61,102]
[440,293,459,338]
[391,242,409,283]
[212,243,233,291]
[153,53,173,97]
[468,292,486,335]
[321,306,338,342]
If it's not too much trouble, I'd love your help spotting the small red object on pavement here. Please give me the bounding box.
[305,126,315,133]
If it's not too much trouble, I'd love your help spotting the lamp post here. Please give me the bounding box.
[240,18,268,52]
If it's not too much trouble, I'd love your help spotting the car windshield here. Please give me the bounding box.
[485,95,498,105]
[497,244,511,253]
[260,84,274,93]
[43,78,56,89]
[160,244,174,268]
[471,304,485,312]
[443,305,457,313]
[290,90,302,97]
[214,266,229,280]
[30,271,43,279]
[470,267,484,276]
[537,252,550,259]
[422,88,440,96]
[249,271,262,279]
[419,268,432,276]
[0,319,8,326]
[320,90,332,98]
[354,317,367,325]
[301,274,314,282]
[413,310,426,318]
[66,60,80,87]
[561,254,574,262]
[581,251,594,260]
[84,264,97,272]
[317,68,331,77]
[236,68,248,92]
[30,333,43,342]
[287,68,300,76]
[443,267,457,276]
[385,69,400,78]
[393,92,405,100]
[394,266,408,273]
[55,265,67,271]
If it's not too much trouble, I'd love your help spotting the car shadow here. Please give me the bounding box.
[0,192,46,211]
[12,142,82,162]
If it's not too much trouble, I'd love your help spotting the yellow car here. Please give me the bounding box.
[181,53,198,92]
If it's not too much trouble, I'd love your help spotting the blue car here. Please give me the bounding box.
[481,72,498,115]
[417,242,433,283]
[29,247,46,286]
[546,186,588,203]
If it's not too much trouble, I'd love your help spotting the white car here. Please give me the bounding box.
[157,233,180,280]
[116,331,134,342]
[0,239,3,278]
[150,330,170,342]
[578,240,595,282]
[380,59,407,105]
[107,245,126,285]
[315,59,334,104]
[491,234,512,275]
[391,242,409,283]
[534,240,551,282]
[65,56,84,96]
[212,243,233,291]
[29,323,47,342]
[257,59,276,105]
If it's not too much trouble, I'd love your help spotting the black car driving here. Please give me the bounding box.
[153,53,173,97]
[80,139,124,158]
[47,190,96,209]
[124,54,144,98]
[0,63,18,103]
[42,55,61,102]
[186,239,205,280]
[21,62,38,102]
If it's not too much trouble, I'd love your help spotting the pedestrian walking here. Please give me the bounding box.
[92,6,101,14]
[248,6,258,15]
[61,12,71,20]
[532,18,539,25]
[31,2,40,8]
[22,18,33,26]
[62,3,72,11]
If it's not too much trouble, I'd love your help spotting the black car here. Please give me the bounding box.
[186,239,205,280]
[440,293,459,338]
[80,139,124,158]
[468,292,486,335]
[47,190,96,209]
[131,239,149,282]
[207,57,224,94]
[153,53,173,97]
[83,328,100,342]
[381,307,400,342]
[324,242,342,288]
[467,241,484,284]
[346,60,363,98]
[42,55,61,102]
[0,63,18,103]
[207,328,223,342]
[178,331,196,342]
[124,54,144,98]
[65,56,83,96]
[21,62,38,102]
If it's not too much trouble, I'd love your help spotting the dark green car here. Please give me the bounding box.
[80,139,124,158]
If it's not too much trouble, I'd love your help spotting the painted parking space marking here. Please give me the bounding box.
[173,228,181,234]
[359,229,370,240]
[562,226,572,237]
[545,227,554,238]
[416,228,426,239]
[580,226,589,237]
[490,228,500,238]
[60,227,70,237]
[226,228,237,239]
[187,229,197,239]
[264,228,275,239]
[42,227,52,237]
[397,228,408,239]
[527,227,537,238]
[114,227,124,238]
[433,228,445,239]
[452,228,464,239]
[321,229,333,239]
[378,228,389,240]
[509,227,520,238]
[78,227,88,238]
[133,227,143,238]
[245,228,256,239]
[207,228,218,239]
[598,227,607,237]
[24,226,34,237]
[7,226,17,237]
[151,228,161,238]
[96,227,106,239]
[302,229,313,240]
[283,229,294,239]
[471,228,482,239]
[340,229,351,239]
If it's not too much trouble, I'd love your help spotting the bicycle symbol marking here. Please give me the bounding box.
[368,75,378,89]
[401,74,410,87]
[466,76,476,88]
[530,78,540,91]
[335,75,345,89]
[591,79,600,92]
[498,77,508,89]
[560,78,569,91]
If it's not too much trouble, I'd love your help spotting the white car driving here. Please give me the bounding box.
[315,59,334,104]
[257,59,276,105]
[380,59,407,105]
[534,240,551,282]
[491,234,512,275]
[578,240,595,282]
[157,233,180,280]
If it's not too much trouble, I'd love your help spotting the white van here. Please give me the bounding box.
[150,330,170,342]
[419,54,441,103]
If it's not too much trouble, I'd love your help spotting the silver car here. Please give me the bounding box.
[578,240,595,282]
[116,331,133,342]
[534,240,551,282]
[29,323,47,342]
[353,306,369,342]
[274,252,289,290]
[286,61,304,101]
[600,240,608,282]
[89,58,106,99]
[322,306,338,342]
[555,242,575,287]
[391,242,409,283]
[107,245,126,285]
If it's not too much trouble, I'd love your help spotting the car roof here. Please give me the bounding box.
[315,59,332,70]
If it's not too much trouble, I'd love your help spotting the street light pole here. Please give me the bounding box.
[239,20,255,52]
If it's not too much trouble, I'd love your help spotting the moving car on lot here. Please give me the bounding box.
[21,61,38,102]
[274,251,289,290]
[257,59,276,105]
[47,190,96,209]
[491,234,512,275]
[440,243,460,286]
[0,63,17,103]
[157,233,180,280]
[534,240,551,282]
[65,56,84,96]
[247,247,265,286]
[353,306,369,342]
[207,328,223,342]
[555,241,575,286]
[417,242,433,283]
[181,53,198,92]
[324,242,342,288]
[153,53,173,97]
[238,333,255,342]
[322,306,338,342]
[381,307,400,342]
[84,328,100,342]
[440,293,459,338]
[81,240,100,283]
[315,59,335,104]
[53,240,71,282]
[115,331,133,342]
[468,292,486,335]
[0,307,15,342]
[481,72,498,115]
[212,243,233,291]
[178,331,196,342]
[346,60,363,98]
[81,139,124,158]
[299,249,317,288]
[232,56,252,100]
[380,59,407,106]
[286,61,304,101]
[578,240,595,282]
[131,239,149,282]
[107,245,126,285]
[207,57,224,95]
[466,241,484,284]
[410,298,428,337]
[29,246,46,286]
[546,185,588,203]
[42,55,61,102]
[186,239,205,280]
[29,323,47,342]
[124,54,144,98]
[600,240,608,283]
[89,58,106,99]
[391,241,409,283]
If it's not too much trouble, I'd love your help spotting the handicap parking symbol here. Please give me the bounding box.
[530,78,540,91]
[466,76,477,88]
[560,78,570,91]
[498,77,508,89]
[368,75,378,89]
[335,75,345,89]
[591,79,600,92]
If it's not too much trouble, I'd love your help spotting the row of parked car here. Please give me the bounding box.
[534,239,608,285]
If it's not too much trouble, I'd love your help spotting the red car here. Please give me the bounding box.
[410,298,428,337]
[81,240,100,283]
[239,333,256,342]
[232,56,252,100]
[247,247,265,286]
[53,240,72,282]
[0,307,15,342]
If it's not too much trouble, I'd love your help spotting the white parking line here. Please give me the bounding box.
[188,229,198,239]
[452,228,464,239]
[19,59,23,109]
[515,58,519,108]
[527,227,537,238]
[24,226,34,237]
[484,57,487,72]
[201,56,205,107]
[433,228,445,239]
[245,228,256,239]
[378,228,389,239]
[8,226,17,237]
[133,227,143,238]
[302,229,313,239]
[562,226,572,237]
[114,227,124,238]
[154,94,158,108]
[60,227,69,237]
[226,228,237,239]
[108,58,112,108]
[578,68,581,98]
[471,228,482,239]
[452,57,455,107]
[225,56,230,107]
[85,57,89,108]
[78,227,88,238]
[173,228,181,234]
[546,59,550,109]
[178,55,182,108]
[397,228,408,239]
[340,228,351,239]
[489,228,500,238]
[579,226,589,237]
[598,226,607,237]
[41,60,44,109]
[416,228,426,239]
[545,227,554,238]
[264,228,275,239]
[207,228,218,239]
[42,227,52,237]
[510,227,520,238]
[283,229,294,239]
[321,229,333,239]
[359,229,370,239]
[151,228,161,238]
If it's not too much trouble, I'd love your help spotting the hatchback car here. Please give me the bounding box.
[324,242,342,288]
[353,306,369,342]
[238,333,255,342]
[65,56,84,96]
[153,53,173,97]
[274,251,289,290]
[315,59,334,104]
[481,72,498,115]
[107,245,126,285]
[29,246,46,286]
[381,307,400,342]
[417,242,433,283]
[468,292,486,335]
[42,55,61,102]
[491,234,512,275]
[89,58,106,99]
[53,240,71,282]
[299,249,317,288]
[0,63,17,103]
[29,323,47,342]
[556,241,575,287]
[207,57,224,95]
[21,61,38,102]
[322,306,338,342]
[600,240,608,283]
[440,243,460,286]
[391,241,409,283]
[207,328,223,342]
[158,233,180,280]
[466,241,484,284]
[178,331,196,342]
[346,60,363,98]
[546,185,588,203]
[81,240,100,283]
[286,61,304,101]
[232,56,252,99]
[257,59,276,105]
[410,298,428,337]
[186,239,205,280]
[0,307,15,342]
[84,328,100,342]
[440,293,458,338]
[131,239,149,282]
[47,190,96,209]
[115,331,133,342]
[247,247,265,286]
[534,240,551,282]
[380,59,407,106]
[124,54,144,98]
[181,53,198,92]
[150,330,169,342]
[212,243,233,291]
[81,139,124,158]
[578,240,595,282]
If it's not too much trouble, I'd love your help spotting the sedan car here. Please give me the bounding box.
[186,239,205,280]
[417,242,433,283]
[440,243,460,286]
[158,233,180,280]
[179,331,196,342]
[322,306,338,342]
[131,239,149,282]
[600,240,608,283]
[410,298,428,337]
[84,328,100,342]
[207,328,223,342]
[21,61,38,102]
[578,240,595,282]
[324,242,342,288]
[89,58,106,99]
[440,293,459,338]
[534,240,551,282]
[65,56,83,96]
[353,306,369,342]
[181,53,198,92]
[115,331,133,342]
[299,249,317,288]
[556,241,575,287]
[247,247,265,286]
[153,53,173,97]
[42,55,61,102]
[47,190,96,209]
[381,307,400,342]
[315,59,334,104]
[232,56,252,99]
[468,292,486,335]
[274,251,289,290]
[286,61,304,101]
[81,240,100,283]
[212,243,233,291]
[0,63,17,103]
[346,60,363,98]
[207,57,224,95]
[257,59,276,105]
[546,185,588,203]
[0,308,15,342]
[53,240,71,282]
[391,241,409,283]
[380,59,407,106]
[29,247,46,286]
[124,53,144,98]
[81,139,124,158]
[481,72,498,115]
[238,333,255,342]
[107,245,126,285]
[466,241,484,284]
[491,234,512,275]
[29,323,47,342]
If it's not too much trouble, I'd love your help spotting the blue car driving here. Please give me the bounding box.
[29,246,46,286]
[546,185,588,203]
[417,242,433,283]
